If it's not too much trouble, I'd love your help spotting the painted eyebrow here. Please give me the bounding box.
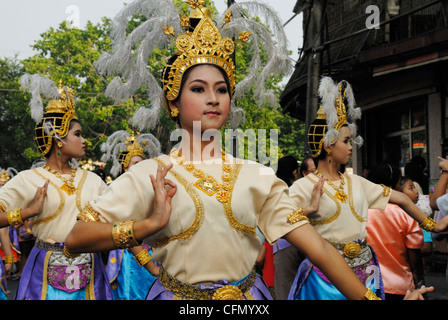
[188,79,227,86]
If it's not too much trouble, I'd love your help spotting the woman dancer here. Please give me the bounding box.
[288,77,446,300]
[66,1,439,300]
[0,76,112,300]
[101,130,160,299]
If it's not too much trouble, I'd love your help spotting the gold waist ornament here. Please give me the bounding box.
[330,239,367,259]
[158,266,256,300]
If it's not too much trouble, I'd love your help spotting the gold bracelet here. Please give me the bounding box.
[287,208,309,225]
[420,216,436,232]
[7,208,24,226]
[112,220,140,249]
[364,288,381,300]
[134,249,152,267]
[3,256,14,265]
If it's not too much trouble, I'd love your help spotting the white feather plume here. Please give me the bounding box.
[20,74,60,123]
[318,77,363,147]
[101,130,161,177]
[97,0,291,130]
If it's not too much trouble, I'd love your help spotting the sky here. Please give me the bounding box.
[0,0,303,79]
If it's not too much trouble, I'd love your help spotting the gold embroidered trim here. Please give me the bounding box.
[221,162,256,237]
[306,175,341,226]
[287,208,309,224]
[32,169,65,227]
[305,173,366,226]
[153,158,204,247]
[77,202,101,222]
[75,170,88,212]
[381,184,391,197]
[346,174,366,223]
[0,201,6,212]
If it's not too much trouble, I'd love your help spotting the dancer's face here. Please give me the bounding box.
[60,121,86,159]
[169,64,230,134]
[327,126,352,165]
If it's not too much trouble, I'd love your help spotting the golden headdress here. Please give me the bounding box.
[308,77,363,158]
[161,1,243,103]
[101,130,161,177]
[20,74,78,156]
[96,0,291,131]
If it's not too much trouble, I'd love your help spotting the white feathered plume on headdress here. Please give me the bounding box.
[96,0,292,131]
[100,130,161,177]
[318,76,363,147]
[19,74,60,123]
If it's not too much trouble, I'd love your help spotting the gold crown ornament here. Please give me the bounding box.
[308,77,363,158]
[118,132,146,169]
[101,130,161,177]
[0,170,10,183]
[20,74,79,156]
[161,0,251,107]
[96,0,291,131]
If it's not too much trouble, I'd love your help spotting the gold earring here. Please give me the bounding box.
[170,107,179,118]
[57,141,63,148]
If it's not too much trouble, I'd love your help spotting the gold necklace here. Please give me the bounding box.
[42,164,77,195]
[315,170,347,203]
[170,148,233,203]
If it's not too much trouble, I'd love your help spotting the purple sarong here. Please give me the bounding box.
[15,243,112,300]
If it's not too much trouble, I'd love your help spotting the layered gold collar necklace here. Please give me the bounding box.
[314,170,347,203]
[170,148,233,203]
[42,164,77,195]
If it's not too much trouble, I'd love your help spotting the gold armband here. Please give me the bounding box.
[134,249,152,267]
[7,208,24,226]
[287,208,309,225]
[77,202,101,222]
[112,220,140,249]
[364,288,381,300]
[3,256,14,265]
[420,216,436,232]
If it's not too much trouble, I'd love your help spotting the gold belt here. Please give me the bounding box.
[158,266,256,300]
[329,239,367,259]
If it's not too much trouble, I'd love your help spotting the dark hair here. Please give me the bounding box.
[299,156,314,177]
[395,175,413,192]
[367,162,400,187]
[276,155,298,187]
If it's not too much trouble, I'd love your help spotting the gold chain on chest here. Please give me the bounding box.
[314,170,347,203]
[42,165,77,195]
[169,148,233,203]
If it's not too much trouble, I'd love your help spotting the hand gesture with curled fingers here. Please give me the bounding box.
[149,163,177,233]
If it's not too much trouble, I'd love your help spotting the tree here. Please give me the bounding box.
[0,57,36,171]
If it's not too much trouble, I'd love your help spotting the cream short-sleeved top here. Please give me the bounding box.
[289,172,391,244]
[86,154,308,284]
[0,167,108,243]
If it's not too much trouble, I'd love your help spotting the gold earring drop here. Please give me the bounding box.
[170,107,179,117]
[57,141,63,148]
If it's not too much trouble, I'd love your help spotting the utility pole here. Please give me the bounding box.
[305,0,323,152]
